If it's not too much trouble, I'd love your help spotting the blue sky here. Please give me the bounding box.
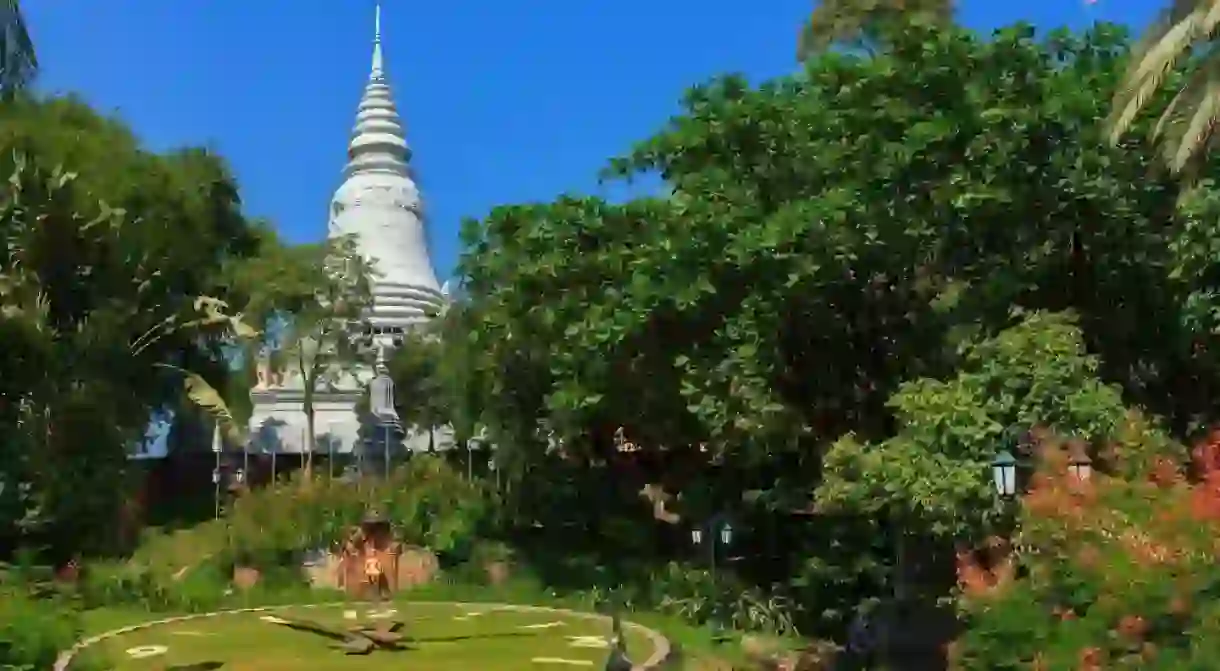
[25,0,1161,282]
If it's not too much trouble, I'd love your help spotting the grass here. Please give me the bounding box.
[78,602,655,670]
[73,578,771,669]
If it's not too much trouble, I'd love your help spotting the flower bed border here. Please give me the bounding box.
[54,601,673,670]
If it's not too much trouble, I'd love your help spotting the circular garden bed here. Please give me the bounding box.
[61,602,670,670]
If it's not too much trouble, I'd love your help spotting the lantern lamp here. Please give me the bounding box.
[1067,439,1093,482]
[992,450,1017,498]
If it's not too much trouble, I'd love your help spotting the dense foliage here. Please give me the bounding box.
[67,457,490,615]
[0,96,265,559]
[818,311,1167,541]
[0,587,81,670]
[222,456,489,564]
[797,0,955,58]
[449,20,1220,640]
[951,432,1220,669]
[17,7,1220,668]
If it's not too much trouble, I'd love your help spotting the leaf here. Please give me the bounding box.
[157,363,246,445]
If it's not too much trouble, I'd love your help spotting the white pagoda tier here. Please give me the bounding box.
[247,3,454,461]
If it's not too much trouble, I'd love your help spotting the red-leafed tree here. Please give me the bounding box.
[950,431,1220,669]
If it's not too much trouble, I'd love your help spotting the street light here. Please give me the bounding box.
[992,450,1017,499]
[691,515,734,641]
[691,517,734,581]
[488,456,501,491]
[1066,439,1093,481]
[211,423,222,519]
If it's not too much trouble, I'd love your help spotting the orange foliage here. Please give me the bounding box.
[953,427,1220,668]
[1189,435,1220,522]
[1077,646,1103,670]
[1149,457,1181,487]
[955,539,1015,598]
[1116,614,1148,640]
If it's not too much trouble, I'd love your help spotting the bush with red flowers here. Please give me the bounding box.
[951,431,1220,669]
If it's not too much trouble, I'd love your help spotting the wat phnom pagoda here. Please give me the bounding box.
[246,3,456,471]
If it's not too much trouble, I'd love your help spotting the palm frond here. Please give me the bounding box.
[1108,0,1220,149]
[1160,57,1220,180]
[0,0,37,93]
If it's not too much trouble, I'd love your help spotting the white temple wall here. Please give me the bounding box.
[248,393,364,455]
[248,392,458,456]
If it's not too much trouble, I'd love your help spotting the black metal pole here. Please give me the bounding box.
[213,449,221,520]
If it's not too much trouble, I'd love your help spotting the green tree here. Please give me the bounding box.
[0,95,265,556]
[388,332,444,451]
[0,0,35,93]
[228,235,374,478]
[797,0,955,59]
[465,21,1210,475]
[817,311,1170,543]
[385,300,488,453]
[0,159,255,556]
[457,21,1220,632]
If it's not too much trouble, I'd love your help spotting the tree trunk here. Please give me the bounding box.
[303,385,315,480]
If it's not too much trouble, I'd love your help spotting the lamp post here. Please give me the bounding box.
[211,423,222,520]
[691,515,733,640]
[488,455,502,492]
[1066,438,1093,481]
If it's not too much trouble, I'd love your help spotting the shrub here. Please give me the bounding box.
[123,456,490,583]
[223,456,489,563]
[951,432,1220,669]
[649,562,800,636]
[78,558,229,613]
[0,587,80,670]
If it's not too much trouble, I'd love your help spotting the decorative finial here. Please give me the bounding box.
[371,2,384,80]
[374,343,388,374]
[374,2,382,44]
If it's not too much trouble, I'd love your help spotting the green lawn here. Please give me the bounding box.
[77,602,659,670]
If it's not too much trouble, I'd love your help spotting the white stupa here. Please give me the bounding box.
[329,3,445,340]
[246,3,453,461]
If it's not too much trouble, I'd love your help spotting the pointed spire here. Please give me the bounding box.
[344,1,411,177]
[371,2,384,80]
